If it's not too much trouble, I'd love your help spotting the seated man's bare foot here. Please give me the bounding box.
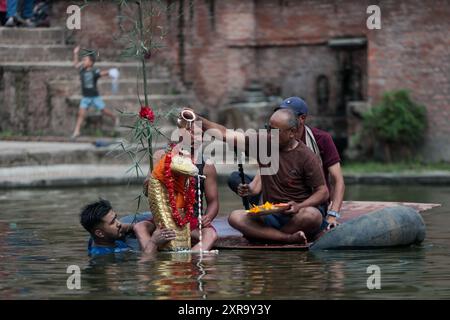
[287,231,307,244]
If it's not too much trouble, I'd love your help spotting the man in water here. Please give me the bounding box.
[80,199,176,255]
[190,107,329,243]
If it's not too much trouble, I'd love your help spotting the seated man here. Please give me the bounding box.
[192,107,329,243]
[80,199,176,255]
[228,97,345,229]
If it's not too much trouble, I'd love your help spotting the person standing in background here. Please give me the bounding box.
[0,0,7,25]
[5,0,35,27]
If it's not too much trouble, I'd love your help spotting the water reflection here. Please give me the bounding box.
[0,184,449,299]
[308,247,429,299]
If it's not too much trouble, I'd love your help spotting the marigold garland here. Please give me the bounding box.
[163,146,196,227]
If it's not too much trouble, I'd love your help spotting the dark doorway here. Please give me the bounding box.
[336,49,365,116]
[328,38,367,158]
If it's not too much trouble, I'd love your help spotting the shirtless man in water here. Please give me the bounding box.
[190,107,329,244]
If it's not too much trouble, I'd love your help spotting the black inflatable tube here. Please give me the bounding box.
[310,206,426,251]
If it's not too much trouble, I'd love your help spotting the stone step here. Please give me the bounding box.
[0,44,72,62]
[0,164,145,188]
[0,27,65,45]
[0,138,253,172]
[0,140,127,167]
[79,105,180,139]
[49,78,175,96]
[0,61,171,79]
[66,94,194,112]
[0,138,176,168]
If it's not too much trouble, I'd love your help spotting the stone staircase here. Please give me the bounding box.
[0,27,69,61]
[0,27,195,140]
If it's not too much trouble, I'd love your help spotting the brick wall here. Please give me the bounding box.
[367,0,450,161]
[0,66,79,135]
[50,1,170,62]
[162,0,450,161]
[163,0,371,114]
[43,0,450,160]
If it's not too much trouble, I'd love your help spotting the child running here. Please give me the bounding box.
[71,45,118,139]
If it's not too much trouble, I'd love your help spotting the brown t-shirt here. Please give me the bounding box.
[260,141,325,204]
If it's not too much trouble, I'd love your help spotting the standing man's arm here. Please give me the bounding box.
[73,46,82,69]
[316,131,345,228]
[201,162,219,228]
[185,108,247,149]
[326,162,345,227]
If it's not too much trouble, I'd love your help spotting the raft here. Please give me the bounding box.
[213,201,439,251]
[121,201,439,251]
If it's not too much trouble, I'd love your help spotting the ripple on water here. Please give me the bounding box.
[1,184,450,299]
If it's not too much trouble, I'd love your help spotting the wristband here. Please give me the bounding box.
[327,210,341,219]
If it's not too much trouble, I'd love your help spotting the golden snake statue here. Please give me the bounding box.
[147,148,199,251]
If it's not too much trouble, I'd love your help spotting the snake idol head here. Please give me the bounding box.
[170,150,199,177]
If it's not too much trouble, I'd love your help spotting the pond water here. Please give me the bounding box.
[0,183,449,299]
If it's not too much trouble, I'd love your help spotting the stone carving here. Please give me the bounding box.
[219,81,282,130]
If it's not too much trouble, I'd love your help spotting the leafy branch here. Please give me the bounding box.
[85,0,184,213]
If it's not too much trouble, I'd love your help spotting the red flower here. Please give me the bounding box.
[139,106,155,122]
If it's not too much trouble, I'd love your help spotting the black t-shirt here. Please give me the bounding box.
[80,67,101,97]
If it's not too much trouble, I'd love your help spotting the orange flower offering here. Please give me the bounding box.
[246,202,289,215]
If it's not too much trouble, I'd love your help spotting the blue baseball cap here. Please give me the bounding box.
[277,97,308,116]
